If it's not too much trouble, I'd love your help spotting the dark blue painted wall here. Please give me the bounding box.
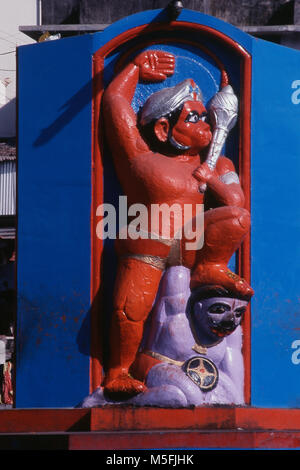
[17,34,94,407]
[251,39,300,407]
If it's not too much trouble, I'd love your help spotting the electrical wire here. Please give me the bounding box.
[0,36,17,46]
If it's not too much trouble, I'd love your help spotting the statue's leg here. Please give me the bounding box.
[183,206,253,297]
[104,257,163,398]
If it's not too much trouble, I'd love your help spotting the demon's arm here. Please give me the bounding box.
[193,157,245,207]
[102,51,175,161]
[220,327,245,404]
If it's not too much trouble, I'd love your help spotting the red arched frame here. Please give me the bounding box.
[90,21,252,404]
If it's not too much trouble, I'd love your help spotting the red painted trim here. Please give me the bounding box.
[90,407,300,432]
[236,407,300,431]
[91,21,252,402]
[90,55,105,392]
[0,408,298,435]
[69,430,300,450]
[0,409,90,433]
[238,51,252,405]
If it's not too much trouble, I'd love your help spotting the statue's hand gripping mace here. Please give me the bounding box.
[198,85,238,193]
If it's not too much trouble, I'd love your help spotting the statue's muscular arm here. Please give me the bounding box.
[193,157,245,207]
[102,51,175,160]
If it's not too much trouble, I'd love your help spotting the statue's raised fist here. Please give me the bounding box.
[134,50,175,82]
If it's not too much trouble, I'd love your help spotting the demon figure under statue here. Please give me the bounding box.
[79,49,254,407]
[80,265,249,407]
[129,266,248,406]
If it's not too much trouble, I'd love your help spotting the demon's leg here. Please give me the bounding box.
[104,257,163,398]
[183,206,253,297]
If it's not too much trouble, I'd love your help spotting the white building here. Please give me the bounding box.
[0,1,37,302]
[0,0,38,137]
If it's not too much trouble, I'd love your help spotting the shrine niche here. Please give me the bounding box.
[81,16,254,407]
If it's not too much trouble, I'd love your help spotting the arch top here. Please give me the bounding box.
[91,8,254,56]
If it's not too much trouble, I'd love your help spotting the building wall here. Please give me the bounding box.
[42,0,294,26]
[0,0,37,137]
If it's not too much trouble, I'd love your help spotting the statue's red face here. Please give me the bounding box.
[171,100,212,154]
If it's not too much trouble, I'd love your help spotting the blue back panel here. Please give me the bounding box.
[16,8,300,408]
[251,39,300,407]
[17,34,93,407]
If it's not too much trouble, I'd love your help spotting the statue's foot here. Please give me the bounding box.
[104,374,147,399]
[191,264,254,299]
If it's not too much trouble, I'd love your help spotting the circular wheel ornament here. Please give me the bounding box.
[183,356,219,392]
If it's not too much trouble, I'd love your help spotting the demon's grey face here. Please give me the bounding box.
[193,297,248,342]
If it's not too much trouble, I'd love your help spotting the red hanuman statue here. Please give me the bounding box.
[102,50,253,398]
